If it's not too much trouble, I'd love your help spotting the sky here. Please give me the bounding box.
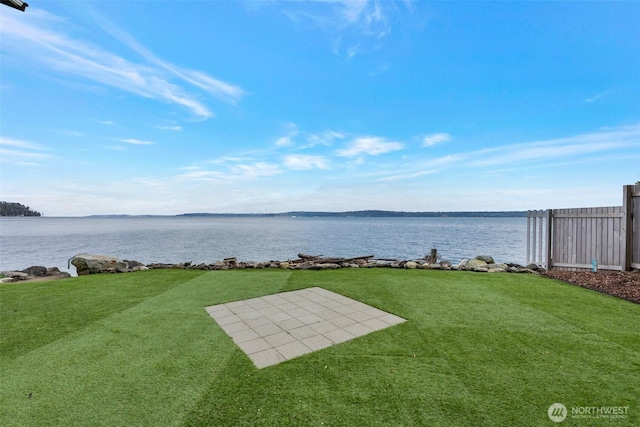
[0,1,639,216]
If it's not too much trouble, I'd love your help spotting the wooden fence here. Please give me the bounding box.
[527,184,640,271]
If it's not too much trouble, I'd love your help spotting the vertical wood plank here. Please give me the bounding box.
[621,185,632,270]
[545,209,552,269]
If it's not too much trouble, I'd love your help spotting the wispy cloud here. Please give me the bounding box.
[158,125,183,132]
[280,0,405,56]
[232,162,282,178]
[0,137,49,165]
[177,160,282,183]
[377,169,438,182]
[585,90,611,103]
[392,123,640,180]
[336,136,404,157]
[0,9,244,119]
[304,130,346,148]
[115,138,155,146]
[421,132,451,147]
[469,124,639,167]
[284,154,330,170]
[275,123,299,147]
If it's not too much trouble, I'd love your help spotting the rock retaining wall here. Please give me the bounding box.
[1,253,542,281]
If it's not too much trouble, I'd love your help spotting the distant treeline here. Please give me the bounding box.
[179,210,526,218]
[0,202,41,217]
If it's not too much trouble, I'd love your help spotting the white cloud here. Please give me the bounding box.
[469,124,640,167]
[0,9,244,120]
[284,154,330,170]
[304,130,346,147]
[404,123,640,176]
[177,161,282,183]
[275,123,299,147]
[0,137,43,150]
[276,136,295,147]
[158,125,183,132]
[232,162,282,178]
[280,0,401,56]
[421,132,451,147]
[377,169,438,182]
[0,137,49,165]
[115,138,155,145]
[336,136,404,157]
[585,90,611,103]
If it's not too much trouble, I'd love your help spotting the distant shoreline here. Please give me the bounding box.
[81,210,527,219]
[2,210,528,219]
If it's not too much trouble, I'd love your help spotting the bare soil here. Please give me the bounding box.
[543,270,640,304]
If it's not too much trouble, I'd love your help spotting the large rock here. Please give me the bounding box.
[21,266,48,277]
[1,266,71,282]
[71,254,129,275]
[464,259,488,271]
[475,255,495,264]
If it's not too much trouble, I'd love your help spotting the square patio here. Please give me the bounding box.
[205,287,406,368]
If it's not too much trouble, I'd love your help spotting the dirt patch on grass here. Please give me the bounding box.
[543,270,640,304]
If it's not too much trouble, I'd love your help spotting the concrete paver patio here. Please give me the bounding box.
[205,287,406,368]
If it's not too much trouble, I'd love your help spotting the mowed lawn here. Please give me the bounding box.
[1,269,638,426]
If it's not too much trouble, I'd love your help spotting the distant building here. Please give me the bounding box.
[1,0,28,12]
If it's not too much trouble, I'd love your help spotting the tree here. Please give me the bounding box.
[0,202,41,216]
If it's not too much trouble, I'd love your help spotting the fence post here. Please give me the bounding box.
[545,209,552,270]
[622,185,633,271]
[526,211,531,265]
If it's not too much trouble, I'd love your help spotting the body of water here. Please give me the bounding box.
[0,216,528,274]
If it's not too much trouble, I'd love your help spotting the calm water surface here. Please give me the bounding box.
[0,216,527,274]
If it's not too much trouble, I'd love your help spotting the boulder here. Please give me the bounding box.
[440,260,452,269]
[21,266,48,277]
[455,259,469,270]
[464,259,488,270]
[70,254,128,275]
[475,255,495,264]
[1,271,29,280]
[45,267,72,279]
[1,267,71,282]
[405,261,418,269]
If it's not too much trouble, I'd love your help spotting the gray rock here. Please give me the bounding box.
[45,267,72,279]
[525,263,540,271]
[456,259,469,270]
[70,254,129,275]
[464,259,488,270]
[1,271,30,280]
[22,266,48,277]
[475,255,495,264]
[430,263,443,270]
[405,261,418,269]
[488,268,506,273]
[440,260,452,269]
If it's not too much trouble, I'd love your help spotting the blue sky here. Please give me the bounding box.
[1,1,638,216]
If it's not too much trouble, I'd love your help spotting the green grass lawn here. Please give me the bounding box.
[1,269,638,426]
